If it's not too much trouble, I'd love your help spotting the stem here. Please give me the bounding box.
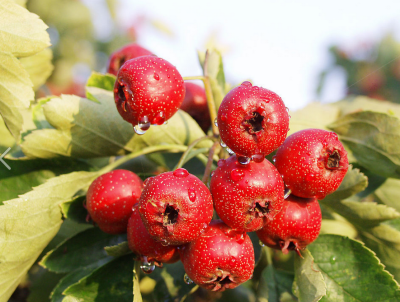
[202,141,219,184]
[99,145,189,174]
[182,52,219,137]
[174,136,215,170]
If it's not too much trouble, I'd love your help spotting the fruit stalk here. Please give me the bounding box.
[202,141,220,184]
[174,135,216,170]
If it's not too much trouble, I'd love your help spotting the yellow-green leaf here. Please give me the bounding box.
[20,48,53,91]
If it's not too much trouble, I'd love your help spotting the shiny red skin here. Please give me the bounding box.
[107,43,153,76]
[113,56,185,127]
[274,129,349,199]
[210,155,284,232]
[138,168,213,245]
[127,204,180,266]
[180,220,255,292]
[180,82,210,132]
[86,170,143,234]
[256,195,321,255]
[217,82,289,157]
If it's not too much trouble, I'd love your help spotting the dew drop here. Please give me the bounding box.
[163,120,168,125]
[241,81,252,87]
[221,113,228,122]
[160,239,169,246]
[259,240,265,247]
[188,187,196,202]
[214,118,218,127]
[306,174,315,182]
[211,171,214,177]
[284,188,292,199]
[184,273,194,284]
[272,155,277,163]
[220,140,227,148]
[152,111,166,125]
[132,206,136,211]
[235,233,245,244]
[253,86,259,92]
[252,154,265,163]
[231,169,245,182]
[134,116,151,135]
[173,168,189,178]
[226,147,235,155]
[141,257,155,274]
[237,155,251,165]
[330,256,337,265]
[285,107,289,112]
[154,73,160,80]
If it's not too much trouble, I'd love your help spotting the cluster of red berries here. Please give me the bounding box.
[85,43,349,292]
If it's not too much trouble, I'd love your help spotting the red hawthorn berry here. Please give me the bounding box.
[180,82,211,133]
[256,195,321,256]
[217,81,289,158]
[86,170,143,234]
[210,155,284,233]
[113,55,185,131]
[127,204,180,267]
[138,168,213,245]
[107,43,153,76]
[180,220,255,292]
[274,128,349,199]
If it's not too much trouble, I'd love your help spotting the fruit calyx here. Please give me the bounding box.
[279,239,303,257]
[243,109,265,135]
[206,270,235,291]
[326,149,341,169]
[163,204,179,233]
[249,200,270,219]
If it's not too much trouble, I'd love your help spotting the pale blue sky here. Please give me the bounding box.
[98,0,400,110]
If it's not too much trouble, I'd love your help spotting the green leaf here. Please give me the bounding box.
[85,72,115,102]
[0,0,50,57]
[217,284,255,302]
[322,166,368,203]
[0,170,97,302]
[133,261,142,302]
[27,267,65,302]
[104,241,131,258]
[320,219,358,239]
[375,178,400,212]
[329,111,400,178]
[60,196,88,224]
[293,250,326,302]
[198,49,226,108]
[0,115,15,152]
[257,265,295,302]
[288,102,340,135]
[20,48,53,91]
[62,254,134,302]
[0,169,55,204]
[308,234,400,301]
[40,228,126,273]
[0,51,33,139]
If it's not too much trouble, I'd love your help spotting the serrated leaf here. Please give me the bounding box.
[308,234,400,301]
[0,51,33,139]
[289,102,340,135]
[198,49,226,108]
[375,178,400,212]
[0,171,98,302]
[322,166,368,203]
[104,241,131,257]
[329,111,400,178]
[62,254,134,302]
[0,0,50,57]
[60,195,88,224]
[293,250,326,302]
[20,48,53,91]
[257,265,295,302]
[0,169,55,204]
[51,260,111,302]
[40,228,126,273]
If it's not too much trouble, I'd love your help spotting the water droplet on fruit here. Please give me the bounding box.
[330,256,336,265]
[253,86,259,92]
[214,118,218,127]
[220,140,227,148]
[272,155,277,163]
[284,189,292,199]
[285,107,289,112]
[134,125,147,135]
[163,120,168,125]
[306,174,315,181]
[226,147,235,155]
[235,233,245,244]
[154,73,160,80]
[217,159,225,167]
[241,81,252,87]
[231,169,245,182]
[229,258,237,266]
[160,239,169,246]
[221,113,227,121]
[141,257,155,274]
[184,273,194,284]
[134,116,151,135]
[237,155,251,165]
[152,111,166,125]
[259,240,265,247]
[211,171,214,177]
[173,168,189,178]
[252,154,265,163]
[143,177,153,187]
[132,206,136,211]
[188,187,196,202]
